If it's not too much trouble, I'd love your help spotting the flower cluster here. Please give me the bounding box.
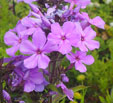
[4,0,105,102]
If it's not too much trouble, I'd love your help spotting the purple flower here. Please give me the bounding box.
[20,28,57,69]
[80,12,105,29]
[66,51,94,72]
[23,68,44,92]
[17,0,37,4]
[64,0,91,9]
[21,16,42,35]
[57,82,74,101]
[4,22,27,56]
[74,24,100,51]
[48,22,80,54]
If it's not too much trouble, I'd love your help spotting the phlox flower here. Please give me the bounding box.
[4,21,28,56]
[80,12,105,29]
[17,0,37,4]
[48,21,80,54]
[66,51,94,72]
[20,28,57,69]
[21,16,42,35]
[74,24,100,51]
[23,68,44,92]
[64,0,91,9]
[57,82,74,101]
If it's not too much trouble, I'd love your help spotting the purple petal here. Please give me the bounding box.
[21,28,36,36]
[59,42,72,54]
[85,40,100,50]
[82,55,94,65]
[32,28,46,48]
[30,70,44,84]
[51,23,62,35]
[48,33,61,44]
[35,84,44,92]
[84,26,96,40]
[77,42,88,51]
[62,21,75,33]
[6,45,19,56]
[20,40,36,54]
[24,54,38,69]
[75,62,87,72]
[66,54,75,63]
[43,41,58,53]
[4,31,18,46]
[90,16,105,29]
[24,81,35,92]
[21,17,34,27]
[64,89,74,101]
[37,54,50,69]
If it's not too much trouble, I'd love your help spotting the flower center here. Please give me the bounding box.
[81,36,85,41]
[75,56,80,61]
[18,38,22,43]
[36,49,42,55]
[61,36,66,41]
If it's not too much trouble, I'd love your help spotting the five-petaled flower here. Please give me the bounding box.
[66,51,94,72]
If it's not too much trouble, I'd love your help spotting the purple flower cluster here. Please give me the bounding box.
[4,0,105,101]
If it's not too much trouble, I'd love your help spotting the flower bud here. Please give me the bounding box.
[74,92,82,100]
[70,101,78,103]
[61,74,69,82]
[77,74,85,81]
[3,90,11,101]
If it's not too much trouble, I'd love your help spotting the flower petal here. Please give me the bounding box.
[90,16,105,29]
[37,54,50,69]
[30,70,44,84]
[51,23,62,35]
[35,84,44,92]
[59,42,72,54]
[63,21,75,33]
[66,54,75,63]
[4,31,18,46]
[75,62,87,72]
[43,41,58,53]
[24,54,38,69]
[84,26,96,40]
[32,28,46,48]
[20,40,36,54]
[82,55,94,65]
[24,81,35,92]
[6,45,19,56]
[85,40,100,50]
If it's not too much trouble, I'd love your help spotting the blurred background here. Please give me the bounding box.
[0,0,113,103]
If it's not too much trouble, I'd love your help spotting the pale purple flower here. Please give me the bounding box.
[23,68,44,92]
[57,82,74,101]
[80,12,105,29]
[74,24,100,51]
[21,16,42,35]
[64,0,91,9]
[4,22,27,56]
[20,28,57,69]
[66,51,94,72]
[17,0,37,4]
[48,22,80,54]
